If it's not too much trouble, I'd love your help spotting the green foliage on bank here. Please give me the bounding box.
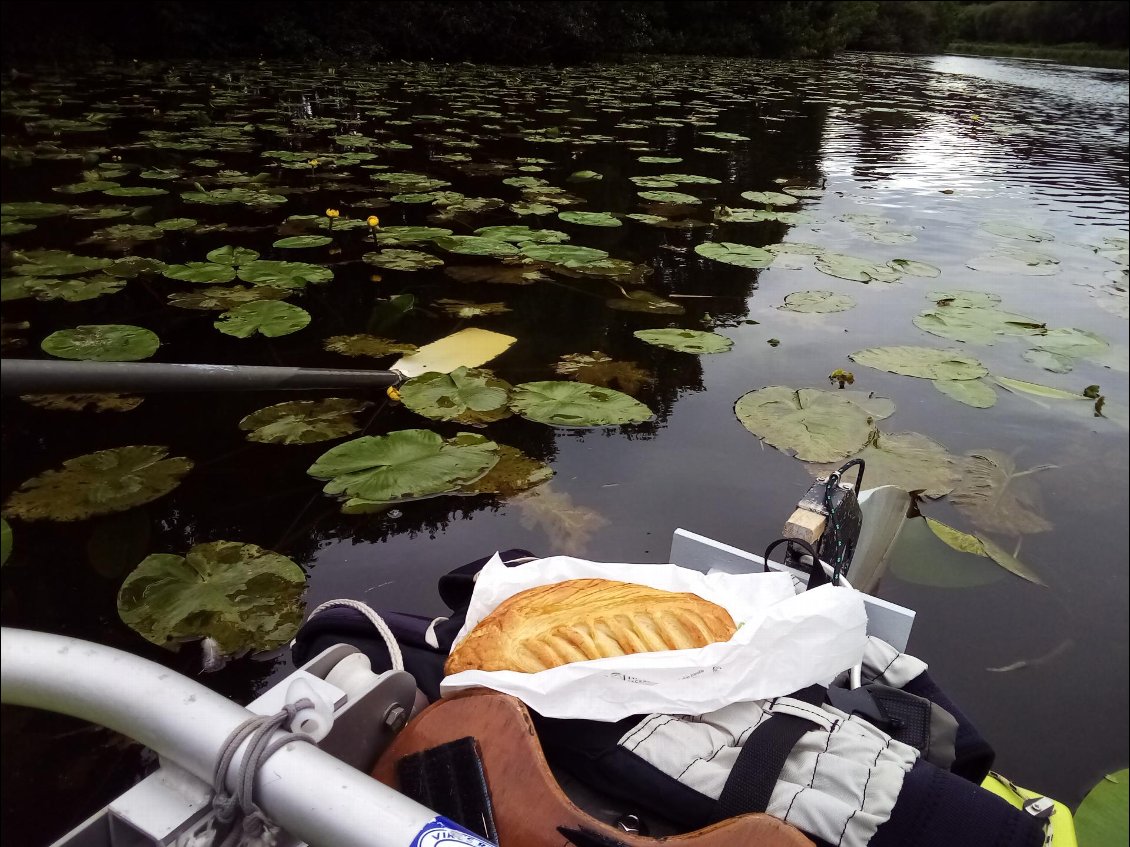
[2,0,1126,65]
[948,41,1129,69]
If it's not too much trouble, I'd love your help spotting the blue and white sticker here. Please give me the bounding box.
[409,816,496,847]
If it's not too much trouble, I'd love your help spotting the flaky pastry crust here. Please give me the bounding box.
[445,578,737,675]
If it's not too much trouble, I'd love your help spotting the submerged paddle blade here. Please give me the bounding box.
[393,328,516,378]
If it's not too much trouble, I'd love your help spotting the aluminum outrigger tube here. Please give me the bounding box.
[0,359,402,394]
[1,627,446,847]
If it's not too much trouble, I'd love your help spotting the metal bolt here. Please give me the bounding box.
[383,703,408,732]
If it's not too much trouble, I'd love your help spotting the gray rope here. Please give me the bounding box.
[210,698,314,847]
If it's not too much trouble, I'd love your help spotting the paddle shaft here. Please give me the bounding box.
[1,359,402,394]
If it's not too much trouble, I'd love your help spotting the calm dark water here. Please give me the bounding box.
[1,53,1127,844]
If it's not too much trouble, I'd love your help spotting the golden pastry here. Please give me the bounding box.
[445,578,736,675]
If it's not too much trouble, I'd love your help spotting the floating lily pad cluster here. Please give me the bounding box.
[117,540,307,655]
[306,428,552,512]
[0,55,1124,683]
[396,367,654,428]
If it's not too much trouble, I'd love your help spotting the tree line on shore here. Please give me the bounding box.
[3,1,1126,65]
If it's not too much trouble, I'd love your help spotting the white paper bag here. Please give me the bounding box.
[439,554,868,721]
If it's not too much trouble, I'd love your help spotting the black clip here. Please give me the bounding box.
[826,686,891,729]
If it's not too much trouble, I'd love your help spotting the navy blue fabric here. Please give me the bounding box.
[904,672,995,783]
[872,759,1044,847]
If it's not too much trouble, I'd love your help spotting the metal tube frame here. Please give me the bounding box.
[1,627,442,847]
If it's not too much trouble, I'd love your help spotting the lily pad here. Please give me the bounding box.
[206,245,261,266]
[1030,327,1108,359]
[106,256,167,279]
[0,220,36,235]
[155,217,198,231]
[434,235,520,257]
[510,202,558,216]
[19,393,143,412]
[308,429,500,504]
[324,335,417,358]
[659,173,722,185]
[967,248,1059,276]
[363,249,444,271]
[850,346,987,380]
[779,290,856,313]
[13,275,127,303]
[400,367,513,425]
[373,226,454,246]
[473,225,569,244]
[981,221,1055,242]
[2,445,192,522]
[814,253,902,283]
[273,235,332,249]
[1,201,71,219]
[925,518,990,556]
[12,250,112,277]
[237,260,333,288]
[806,431,962,499]
[734,387,876,462]
[42,324,159,361]
[437,299,512,318]
[82,223,164,245]
[951,449,1054,535]
[719,208,811,224]
[117,541,305,655]
[1021,349,1075,373]
[567,170,603,183]
[520,243,608,267]
[694,242,773,269]
[913,303,1045,345]
[990,376,1088,401]
[633,328,732,353]
[606,291,685,315]
[214,301,310,338]
[975,534,1046,586]
[162,262,238,284]
[0,519,10,566]
[445,265,550,285]
[53,180,120,194]
[888,259,941,278]
[168,285,289,311]
[510,381,653,427]
[239,398,374,445]
[890,516,1004,589]
[638,190,701,204]
[103,186,167,197]
[933,379,998,408]
[1075,770,1129,847]
[558,211,622,227]
[740,191,799,207]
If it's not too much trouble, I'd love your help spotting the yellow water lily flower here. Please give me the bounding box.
[326,208,340,218]
[386,386,401,402]
[309,158,320,166]
[367,215,381,228]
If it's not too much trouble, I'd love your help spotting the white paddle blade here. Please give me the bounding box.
[392,328,516,379]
